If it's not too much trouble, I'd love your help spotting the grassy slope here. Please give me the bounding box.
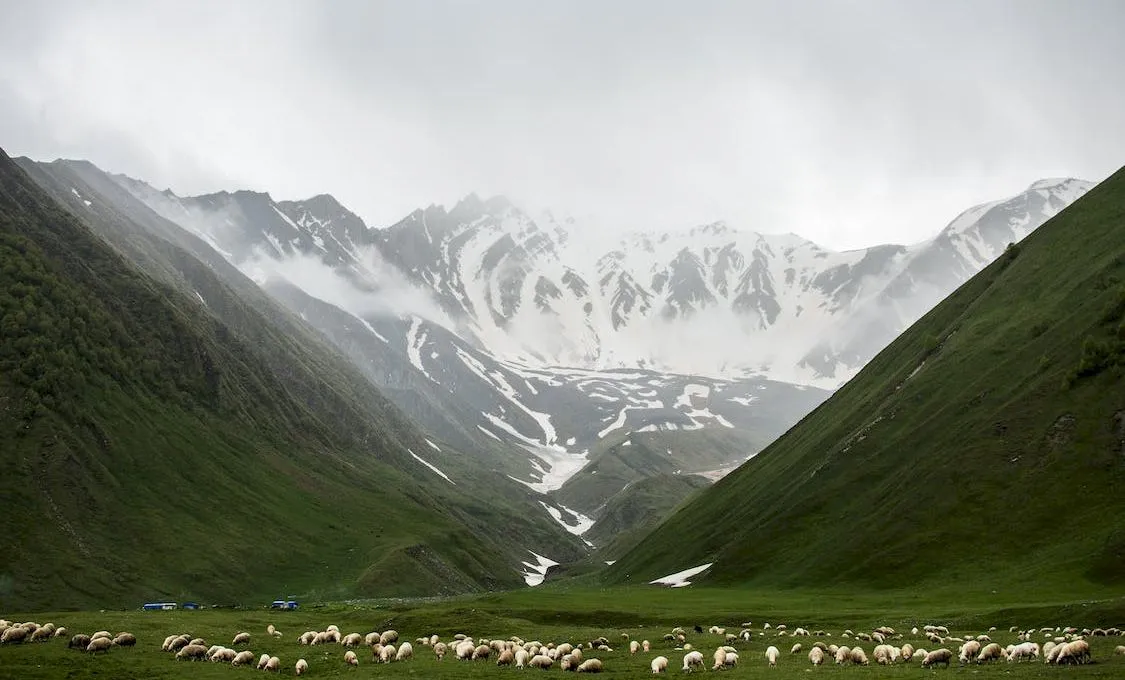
[2,587,1124,679]
[0,148,573,611]
[608,167,1125,595]
[583,474,710,560]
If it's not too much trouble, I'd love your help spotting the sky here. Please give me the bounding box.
[2,0,1123,251]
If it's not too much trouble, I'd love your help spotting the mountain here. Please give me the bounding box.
[0,147,589,610]
[605,167,1125,591]
[107,168,1091,547]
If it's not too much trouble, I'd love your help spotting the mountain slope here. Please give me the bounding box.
[607,167,1125,591]
[0,147,584,610]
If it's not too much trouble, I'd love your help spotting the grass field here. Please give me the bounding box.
[3,586,1125,679]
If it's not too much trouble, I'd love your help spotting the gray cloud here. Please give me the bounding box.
[2,0,1123,249]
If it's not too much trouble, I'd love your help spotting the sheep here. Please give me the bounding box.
[515,648,530,668]
[790,643,801,654]
[434,641,448,660]
[577,658,604,673]
[69,634,92,650]
[29,626,54,643]
[91,630,111,640]
[723,652,739,667]
[231,631,251,646]
[901,643,915,661]
[712,647,727,670]
[497,649,515,666]
[299,631,316,645]
[343,633,363,647]
[922,648,953,668]
[1055,639,1090,665]
[850,646,869,665]
[364,632,381,646]
[380,630,399,645]
[112,632,136,647]
[381,644,397,663]
[873,644,894,665]
[651,655,669,673]
[265,655,280,672]
[267,624,280,638]
[808,647,825,665]
[642,639,652,652]
[834,645,851,664]
[232,650,256,666]
[959,640,981,663]
[258,653,272,669]
[766,645,780,666]
[189,637,206,647]
[211,647,236,663]
[397,641,414,661]
[1115,645,1125,655]
[682,650,705,672]
[630,640,641,654]
[1007,641,1038,662]
[296,658,308,675]
[86,637,113,654]
[474,644,492,660]
[345,650,358,666]
[529,654,553,669]
[175,643,207,660]
[977,642,1003,663]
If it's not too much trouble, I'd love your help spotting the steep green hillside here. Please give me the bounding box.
[0,148,578,611]
[609,167,1125,593]
[584,473,710,559]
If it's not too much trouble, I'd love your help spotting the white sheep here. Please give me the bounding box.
[515,648,530,668]
[87,637,113,654]
[434,641,448,660]
[381,644,397,663]
[922,648,952,668]
[712,648,727,669]
[345,650,358,666]
[834,646,851,664]
[630,640,641,654]
[529,654,553,669]
[850,646,868,665]
[723,652,738,667]
[790,643,801,654]
[959,640,981,663]
[232,632,251,646]
[211,647,236,663]
[295,658,308,675]
[265,655,280,672]
[808,647,824,665]
[258,653,271,669]
[977,642,1003,663]
[682,650,705,672]
[380,630,399,645]
[497,649,515,666]
[766,645,780,666]
[651,655,668,673]
[577,658,603,672]
[343,633,363,647]
[396,641,414,661]
[232,650,255,666]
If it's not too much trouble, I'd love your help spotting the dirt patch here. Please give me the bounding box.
[1046,413,1076,448]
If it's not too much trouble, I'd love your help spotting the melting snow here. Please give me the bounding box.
[408,449,454,485]
[520,550,559,587]
[193,291,206,306]
[605,560,616,566]
[425,438,441,451]
[510,445,590,493]
[539,500,596,536]
[650,562,714,588]
[406,316,438,383]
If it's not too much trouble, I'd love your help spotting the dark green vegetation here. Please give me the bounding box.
[0,148,583,611]
[583,474,710,560]
[2,586,1125,679]
[610,167,1125,593]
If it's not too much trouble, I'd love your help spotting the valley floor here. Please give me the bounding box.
[3,585,1125,679]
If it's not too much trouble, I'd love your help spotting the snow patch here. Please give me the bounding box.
[519,550,559,587]
[539,501,596,536]
[650,562,714,588]
[425,438,441,451]
[408,449,454,485]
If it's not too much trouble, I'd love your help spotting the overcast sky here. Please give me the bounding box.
[2,0,1123,250]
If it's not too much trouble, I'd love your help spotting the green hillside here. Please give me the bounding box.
[583,473,710,559]
[0,148,578,611]
[608,167,1125,594]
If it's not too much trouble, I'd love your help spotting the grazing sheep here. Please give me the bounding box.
[69,634,92,650]
[651,655,669,673]
[959,640,981,664]
[630,640,641,654]
[189,637,206,647]
[901,643,914,661]
[397,641,414,661]
[258,653,271,669]
[86,637,113,654]
[265,655,280,672]
[112,632,136,647]
[850,646,869,665]
[380,630,399,645]
[381,644,397,663]
[922,648,953,668]
[723,652,738,667]
[497,649,515,666]
[434,642,448,660]
[529,654,553,669]
[1114,645,1125,655]
[1055,639,1090,665]
[977,643,1003,663]
[577,658,604,673]
[873,644,893,665]
[682,650,705,672]
[343,633,363,647]
[299,631,316,645]
[474,644,491,660]
[913,648,928,661]
[766,645,780,666]
[712,648,727,670]
[515,648,530,668]
[345,650,358,666]
[232,650,256,666]
[296,658,308,675]
[175,643,207,660]
[835,646,851,664]
[232,632,251,646]
[790,643,801,654]
[91,631,111,641]
[808,647,825,666]
[211,648,236,663]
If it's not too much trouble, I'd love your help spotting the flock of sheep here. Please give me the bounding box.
[3,616,1124,675]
